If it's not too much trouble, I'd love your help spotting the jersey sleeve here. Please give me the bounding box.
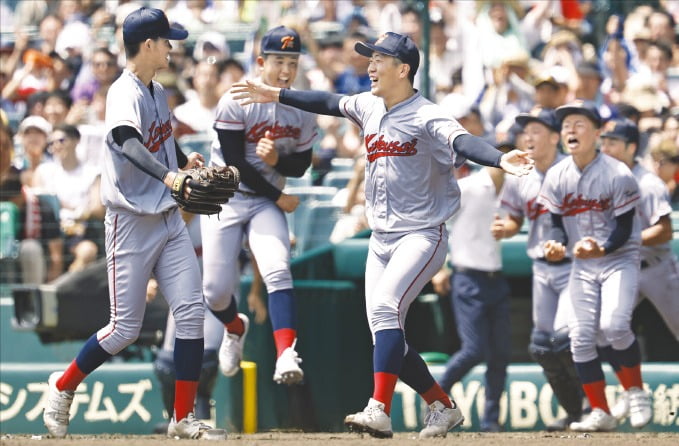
[640,177,673,225]
[425,117,469,167]
[537,168,563,215]
[339,93,371,130]
[214,94,245,132]
[499,175,524,218]
[611,170,640,217]
[105,80,143,137]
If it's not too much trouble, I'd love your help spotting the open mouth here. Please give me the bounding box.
[566,136,579,150]
[369,76,378,87]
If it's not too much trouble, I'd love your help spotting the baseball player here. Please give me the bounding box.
[231,31,534,438]
[493,107,584,430]
[42,7,226,440]
[598,118,679,422]
[200,26,318,385]
[538,101,652,432]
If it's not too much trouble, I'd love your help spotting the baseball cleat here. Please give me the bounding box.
[545,413,582,432]
[628,387,652,428]
[219,313,249,377]
[43,371,73,438]
[273,341,304,385]
[167,412,227,439]
[569,408,617,432]
[344,398,393,438]
[419,399,464,438]
[610,390,630,420]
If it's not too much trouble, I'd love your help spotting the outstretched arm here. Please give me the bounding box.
[453,134,534,176]
[230,80,344,117]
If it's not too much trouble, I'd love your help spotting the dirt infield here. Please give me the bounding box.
[2,432,678,446]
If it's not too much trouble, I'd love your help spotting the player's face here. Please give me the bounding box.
[367,53,404,97]
[601,137,634,164]
[149,38,173,70]
[523,121,558,162]
[560,114,599,156]
[260,54,299,89]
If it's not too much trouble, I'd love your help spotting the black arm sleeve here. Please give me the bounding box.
[112,126,170,182]
[275,149,312,177]
[548,213,568,246]
[452,134,503,167]
[175,140,188,169]
[602,209,635,255]
[279,89,344,117]
[217,129,282,201]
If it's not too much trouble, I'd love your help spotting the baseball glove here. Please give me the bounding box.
[170,166,240,215]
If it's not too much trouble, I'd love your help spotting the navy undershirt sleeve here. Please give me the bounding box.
[217,129,282,201]
[278,89,344,117]
[275,149,312,177]
[174,140,188,169]
[452,134,503,167]
[548,213,568,246]
[602,209,634,254]
[113,125,170,182]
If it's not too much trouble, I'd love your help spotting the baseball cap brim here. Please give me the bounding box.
[515,115,559,132]
[161,27,188,41]
[355,41,398,59]
[555,106,601,128]
[600,132,626,141]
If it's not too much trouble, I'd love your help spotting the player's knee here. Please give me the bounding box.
[551,327,571,353]
[368,302,399,330]
[173,301,205,339]
[261,269,292,292]
[203,278,236,305]
[601,323,634,349]
[528,329,552,358]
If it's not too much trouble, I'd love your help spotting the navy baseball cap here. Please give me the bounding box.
[261,26,302,55]
[600,118,640,146]
[516,107,560,132]
[555,100,602,128]
[355,32,420,77]
[123,7,188,44]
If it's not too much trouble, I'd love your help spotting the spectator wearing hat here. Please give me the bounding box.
[17,115,52,186]
[533,67,569,110]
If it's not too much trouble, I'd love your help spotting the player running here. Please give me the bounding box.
[230,31,533,438]
[42,7,226,440]
[538,101,652,432]
[201,26,318,385]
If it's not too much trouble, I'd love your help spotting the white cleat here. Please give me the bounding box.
[628,387,652,428]
[610,390,630,420]
[273,341,304,385]
[569,408,617,432]
[167,412,227,439]
[219,314,249,377]
[43,372,74,438]
[344,398,393,438]
[419,399,465,438]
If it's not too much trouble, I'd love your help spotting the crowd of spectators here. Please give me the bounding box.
[1,0,678,285]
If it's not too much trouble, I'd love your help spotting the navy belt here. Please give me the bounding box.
[535,257,572,266]
[454,267,502,278]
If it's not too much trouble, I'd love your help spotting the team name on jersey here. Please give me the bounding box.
[145,119,173,153]
[562,192,611,216]
[365,133,418,162]
[246,120,301,143]
[526,197,548,220]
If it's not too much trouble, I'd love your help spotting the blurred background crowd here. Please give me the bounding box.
[1,0,678,286]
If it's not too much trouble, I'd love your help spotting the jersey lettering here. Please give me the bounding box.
[365,133,418,162]
[144,119,172,153]
[245,120,301,143]
[562,192,611,216]
[526,197,548,221]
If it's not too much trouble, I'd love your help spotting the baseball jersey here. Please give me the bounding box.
[632,162,674,263]
[211,80,318,192]
[339,91,469,232]
[538,152,641,257]
[500,153,567,260]
[101,70,179,214]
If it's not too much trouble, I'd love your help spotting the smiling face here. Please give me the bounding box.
[259,54,299,89]
[560,113,600,157]
[367,52,408,98]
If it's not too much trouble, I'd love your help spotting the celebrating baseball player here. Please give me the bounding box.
[42,7,233,440]
[598,118,679,423]
[201,25,318,386]
[538,101,651,432]
[231,31,533,438]
[494,107,584,430]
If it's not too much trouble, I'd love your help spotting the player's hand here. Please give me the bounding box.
[431,269,451,297]
[491,214,506,240]
[573,237,605,259]
[146,278,159,303]
[543,240,566,262]
[247,290,268,324]
[256,130,279,166]
[164,171,193,200]
[276,193,300,213]
[230,80,281,105]
[184,152,204,169]
[500,150,534,177]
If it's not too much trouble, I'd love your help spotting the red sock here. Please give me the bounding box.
[273,328,296,357]
[582,380,610,413]
[174,380,199,421]
[57,360,88,391]
[225,314,244,337]
[421,383,452,408]
[619,364,643,390]
[372,372,398,415]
